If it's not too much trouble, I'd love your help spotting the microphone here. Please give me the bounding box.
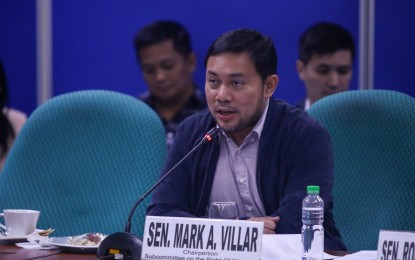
[97,127,220,260]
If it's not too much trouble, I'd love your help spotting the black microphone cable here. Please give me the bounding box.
[97,126,220,260]
[124,126,220,233]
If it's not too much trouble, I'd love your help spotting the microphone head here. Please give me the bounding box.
[97,232,142,260]
[203,127,220,143]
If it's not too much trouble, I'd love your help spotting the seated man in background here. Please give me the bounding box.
[295,21,355,110]
[133,20,207,147]
[0,59,27,171]
[148,28,347,251]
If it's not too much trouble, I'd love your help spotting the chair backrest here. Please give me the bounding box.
[308,90,415,251]
[0,90,167,237]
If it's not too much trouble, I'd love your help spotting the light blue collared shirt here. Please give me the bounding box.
[208,100,269,218]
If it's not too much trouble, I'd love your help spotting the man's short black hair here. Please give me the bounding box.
[204,29,277,81]
[134,20,192,61]
[298,22,355,64]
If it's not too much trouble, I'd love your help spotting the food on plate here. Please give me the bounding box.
[38,228,55,236]
[67,233,107,246]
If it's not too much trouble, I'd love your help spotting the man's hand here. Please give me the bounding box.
[247,216,280,234]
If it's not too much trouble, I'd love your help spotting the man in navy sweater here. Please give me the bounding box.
[147,28,346,251]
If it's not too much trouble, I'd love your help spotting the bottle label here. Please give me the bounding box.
[302,208,323,225]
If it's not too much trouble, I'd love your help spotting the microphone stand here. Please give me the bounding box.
[97,127,220,260]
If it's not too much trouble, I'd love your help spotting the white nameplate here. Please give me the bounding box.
[141,216,263,260]
[376,230,415,260]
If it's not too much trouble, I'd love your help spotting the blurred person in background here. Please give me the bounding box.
[133,20,207,148]
[295,21,355,110]
[0,59,27,171]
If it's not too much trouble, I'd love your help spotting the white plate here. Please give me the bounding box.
[0,229,44,244]
[47,236,98,253]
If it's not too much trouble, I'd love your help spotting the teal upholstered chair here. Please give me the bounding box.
[0,90,167,237]
[307,90,415,251]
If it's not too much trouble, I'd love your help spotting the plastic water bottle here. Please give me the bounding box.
[301,185,324,260]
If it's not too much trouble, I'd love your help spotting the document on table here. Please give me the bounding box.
[261,234,339,260]
[335,251,377,259]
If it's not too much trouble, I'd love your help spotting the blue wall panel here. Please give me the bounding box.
[52,0,359,110]
[5,1,415,115]
[0,0,37,115]
[375,0,415,97]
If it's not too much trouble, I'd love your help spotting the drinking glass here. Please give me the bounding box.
[208,202,239,219]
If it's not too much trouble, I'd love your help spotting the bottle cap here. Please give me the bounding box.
[307,185,320,194]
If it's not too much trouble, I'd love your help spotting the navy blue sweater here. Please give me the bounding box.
[147,98,346,251]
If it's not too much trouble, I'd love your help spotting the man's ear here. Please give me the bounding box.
[264,74,279,98]
[296,60,306,81]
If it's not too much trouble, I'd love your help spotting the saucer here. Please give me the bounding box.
[0,229,44,244]
[0,233,29,243]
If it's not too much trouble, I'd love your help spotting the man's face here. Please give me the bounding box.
[205,52,277,145]
[138,39,196,104]
[297,50,353,105]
